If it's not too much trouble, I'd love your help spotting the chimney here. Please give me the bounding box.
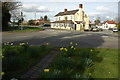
[79,4,83,8]
[64,9,67,12]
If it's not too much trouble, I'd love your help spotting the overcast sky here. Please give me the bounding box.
[19,0,119,23]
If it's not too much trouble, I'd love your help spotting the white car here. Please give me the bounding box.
[113,28,118,32]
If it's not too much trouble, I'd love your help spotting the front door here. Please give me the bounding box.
[75,24,77,30]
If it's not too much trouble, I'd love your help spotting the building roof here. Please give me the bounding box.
[54,9,79,16]
[52,20,74,24]
[102,20,116,24]
[75,21,83,24]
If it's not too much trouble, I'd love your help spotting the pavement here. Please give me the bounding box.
[2,28,119,48]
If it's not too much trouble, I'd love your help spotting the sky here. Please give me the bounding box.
[17,0,119,23]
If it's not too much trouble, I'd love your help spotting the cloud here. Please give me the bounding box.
[96,6,109,12]
[22,4,51,13]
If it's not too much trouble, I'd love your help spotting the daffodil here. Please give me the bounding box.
[74,48,76,50]
[2,56,4,58]
[19,43,25,46]
[4,43,7,45]
[71,46,74,49]
[90,49,93,52]
[1,72,5,76]
[89,73,91,75]
[70,42,73,44]
[64,48,67,51]
[11,43,13,45]
[60,47,64,51]
[75,43,78,45]
[44,69,49,72]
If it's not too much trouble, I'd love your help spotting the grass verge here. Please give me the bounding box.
[39,46,118,78]
[2,43,53,79]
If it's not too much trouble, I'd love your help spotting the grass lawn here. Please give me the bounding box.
[39,46,118,78]
[8,27,44,32]
[91,48,118,78]
[2,43,53,79]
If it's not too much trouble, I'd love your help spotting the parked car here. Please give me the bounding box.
[43,24,51,27]
[108,28,113,31]
[89,27,93,31]
[98,28,103,31]
[92,28,99,31]
[113,28,118,32]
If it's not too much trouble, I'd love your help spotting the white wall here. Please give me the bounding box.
[54,15,74,21]
[102,23,116,29]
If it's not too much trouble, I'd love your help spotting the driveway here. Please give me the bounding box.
[2,28,119,48]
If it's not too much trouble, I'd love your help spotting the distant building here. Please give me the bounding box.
[101,20,116,29]
[51,4,90,31]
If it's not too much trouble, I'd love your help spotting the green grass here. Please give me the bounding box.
[39,47,118,78]
[8,27,44,32]
[2,43,53,78]
[91,48,118,78]
[117,31,120,35]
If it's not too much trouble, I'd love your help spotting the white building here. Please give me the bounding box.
[101,20,116,29]
[51,4,90,31]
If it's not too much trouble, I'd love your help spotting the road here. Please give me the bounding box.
[2,28,119,48]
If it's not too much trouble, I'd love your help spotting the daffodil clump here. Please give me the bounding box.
[3,42,13,46]
[19,43,26,46]
[59,42,78,57]
[1,72,5,76]
[44,69,50,72]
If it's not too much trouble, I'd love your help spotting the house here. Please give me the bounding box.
[30,19,50,25]
[101,20,117,29]
[51,4,90,31]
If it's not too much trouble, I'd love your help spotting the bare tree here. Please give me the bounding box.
[1,0,22,30]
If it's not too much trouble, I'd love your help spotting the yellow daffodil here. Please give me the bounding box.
[75,43,78,45]
[11,43,13,45]
[64,48,67,51]
[4,43,7,45]
[90,49,93,52]
[74,48,76,50]
[71,46,74,49]
[89,73,91,75]
[70,42,73,44]
[1,72,5,76]
[2,56,4,58]
[60,47,64,51]
[19,43,25,46]
[44,69,49,72]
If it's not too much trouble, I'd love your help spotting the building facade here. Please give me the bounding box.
[51,4,90,31]
[98,20,116,29]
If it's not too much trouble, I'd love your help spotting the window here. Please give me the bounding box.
[65,17,68,21]
[71,16,73,20]
[59,17,60,20]
[55,17,58,21]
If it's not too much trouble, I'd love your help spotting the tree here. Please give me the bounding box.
[94,17,101,26]
[28,19,34,25]
[2,0,22,31]
[40,16,43,20]
[44,15,48,21]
